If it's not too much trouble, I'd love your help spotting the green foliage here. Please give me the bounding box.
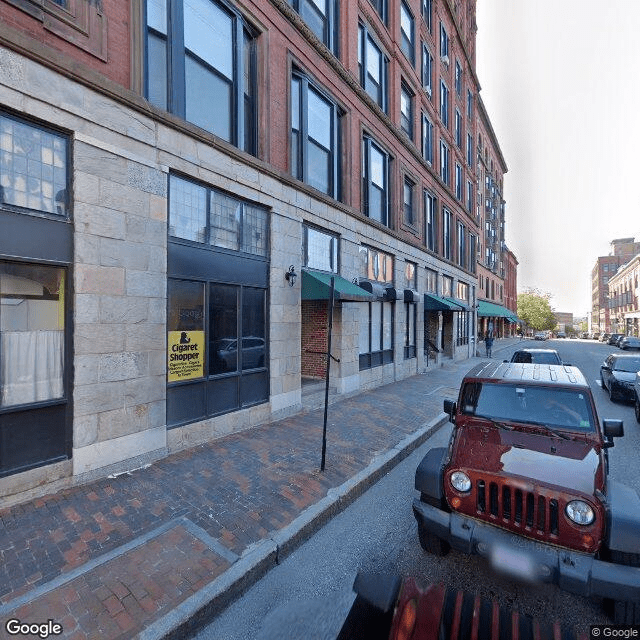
[517,290,557,331]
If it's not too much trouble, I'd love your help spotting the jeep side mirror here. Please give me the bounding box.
[603,419,624,439]
[443,399,456,422]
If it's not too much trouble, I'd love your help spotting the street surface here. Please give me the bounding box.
[194,338,639,639]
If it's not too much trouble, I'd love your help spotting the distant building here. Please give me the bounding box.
[608,254,640,336]
[591,238,640,333]
[554,312,573,333]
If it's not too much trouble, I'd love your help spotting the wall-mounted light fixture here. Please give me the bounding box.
[285,265,297,287]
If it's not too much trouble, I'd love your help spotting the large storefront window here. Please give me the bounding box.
[1,263,65,407]
[359,300,393,370]
[167,175,269,427]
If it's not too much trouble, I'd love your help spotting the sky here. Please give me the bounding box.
[475,1,640,317]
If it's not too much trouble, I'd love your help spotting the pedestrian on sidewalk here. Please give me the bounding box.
[484,331,494,357]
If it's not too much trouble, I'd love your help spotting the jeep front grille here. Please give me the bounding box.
[475,480,559,536]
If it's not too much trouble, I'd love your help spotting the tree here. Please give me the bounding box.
[517,290,557,331]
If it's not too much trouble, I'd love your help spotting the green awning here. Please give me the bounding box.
[478,300,517,319]
[301,270,375,302]
[424,293,465,311]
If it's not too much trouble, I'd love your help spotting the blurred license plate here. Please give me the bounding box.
[490,543,535,581]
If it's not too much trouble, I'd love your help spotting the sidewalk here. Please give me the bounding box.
[0,339,521,640]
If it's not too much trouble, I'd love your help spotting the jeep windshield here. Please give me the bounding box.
[460,382,596,432]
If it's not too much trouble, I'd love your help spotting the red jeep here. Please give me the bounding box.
[413,361,640,624]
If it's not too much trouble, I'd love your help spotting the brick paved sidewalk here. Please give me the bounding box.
[0,343,520,639]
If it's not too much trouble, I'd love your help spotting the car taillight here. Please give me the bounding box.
[393,598,417,640]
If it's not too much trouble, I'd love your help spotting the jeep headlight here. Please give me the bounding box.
[565,500,595,525]
[450,471,472,493]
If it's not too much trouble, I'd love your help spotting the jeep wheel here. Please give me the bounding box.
[417,521,450,556]
[607,551,640,624]
[635,398,640,424]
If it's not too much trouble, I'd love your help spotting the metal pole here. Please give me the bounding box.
[321,276,335,472]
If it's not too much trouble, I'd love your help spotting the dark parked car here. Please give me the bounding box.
[413,361,638,624]
[608,333,624,346]
[600,353,640,402]
[505,348,563,365]
[620,336,640,350]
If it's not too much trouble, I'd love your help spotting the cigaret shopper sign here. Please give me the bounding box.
[167,331,205,382]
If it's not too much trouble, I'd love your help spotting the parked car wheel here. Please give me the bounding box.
[635,397,640,423]
[601,373,607,390]
[608,551,640,623]
[417,520,450,556]
[609,384,617,402]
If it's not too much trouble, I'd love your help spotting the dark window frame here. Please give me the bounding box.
[400,0,415,65]
[362,135,391,227]
[424,189,437,253]
[303,223,340,273]
[288,0,339,55]
[0,111,72,221]
[403,175,415,227]
[400,82,414,140]
[145,0,258,155]
[291,71,342,200]
[358,23,389,112]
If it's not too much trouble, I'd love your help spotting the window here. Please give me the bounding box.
[400,1,415,65]
[455,59,462,95]
[287,0,338,54]
[0,113,69,217]
[442,274,453,296]
[455,109,462,148]
[400,83,414,139]
[422,0,432,31]
[439,139,449,185]
[291,72,341,198]
[304,225,339,272]
[359,245,393,283]
[362,135,390,227]
[421,43,433,96]
[456,220,465,266]
[358,24,389,112]
[404,260,417,289]
[456,280,468,302]
[369,0,387,24]
[468,233,477,273]
[456,307,469,346]
[440,79,449,128]
[426,268,437,293]
[169,174,268,256]
[466,179,473,213]
[0,262,66,408]
[467,88,474,119]
[442,207,452,260]
[146,0,257,154]
[421,114,434,165]
[167,279,268,424]
[424,190,437,252]
[359,301,393,370]
[455,163,462,200]
[466,132,473,166]
[405,300,416,359]
[403,176,415,226]
[439,22,449,62]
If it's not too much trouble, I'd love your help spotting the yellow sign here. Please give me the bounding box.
[167,331,205,382]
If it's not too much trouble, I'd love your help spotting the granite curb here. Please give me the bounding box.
[139,412,449,640]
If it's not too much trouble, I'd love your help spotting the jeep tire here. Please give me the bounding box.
[608,551,640,624]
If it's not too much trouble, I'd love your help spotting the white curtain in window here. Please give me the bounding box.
[1,330,63,407]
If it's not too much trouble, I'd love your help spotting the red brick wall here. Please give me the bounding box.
[301,301,328,378]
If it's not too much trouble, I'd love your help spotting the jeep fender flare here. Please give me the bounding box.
[606,479,640,554]
[415,447,448,502]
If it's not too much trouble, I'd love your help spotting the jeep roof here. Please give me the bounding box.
[464,361,589,388]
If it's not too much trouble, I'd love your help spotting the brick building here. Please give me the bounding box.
[591,238,640,334]
[608,254,640,337]
[0,0,512,503]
